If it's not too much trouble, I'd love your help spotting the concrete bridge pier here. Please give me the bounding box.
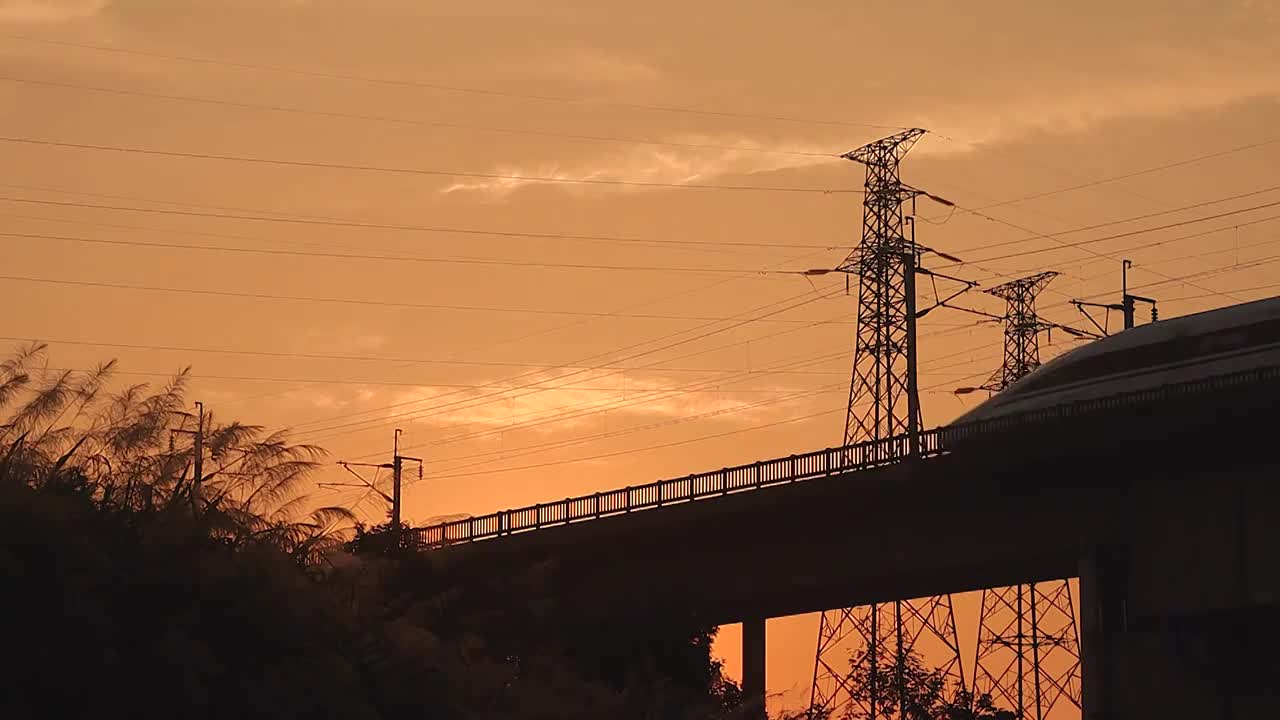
[742,616,766,720]
[1078,545,1121,720]
[1080,464,1280,719]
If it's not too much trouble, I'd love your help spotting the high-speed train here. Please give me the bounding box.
[953,295,1280,424]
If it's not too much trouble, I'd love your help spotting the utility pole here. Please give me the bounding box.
[193,401,204,503]
[336,428,423,530]
[965,272,1083,719]
[810,129,968,719]
[170,400,206,507]
[1073,259,1158,336]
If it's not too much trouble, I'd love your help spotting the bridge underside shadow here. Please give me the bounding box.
[425,373,1280,717]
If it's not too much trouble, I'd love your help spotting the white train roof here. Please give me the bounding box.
[1027,294,1280,379]
[951,294,1280,424]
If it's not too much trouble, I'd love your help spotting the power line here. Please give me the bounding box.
[3,335,853,372]
[322,350,1011,514]
[0,136,863,194]
[0,180,397,221]
[958,136,1280,211]
[1046,220,1280,283]
[282,288,846,436]
[0,273,844,321]
[351,317,1003,486]
[332,347,857,455]
[960,199,1280,265]
[424,385,846,470]
[410,368,992,481]
[2,33,906,131]
[321,261,1066,461]
[1124,251,1280,297]
[421,347,996,473]
[39,366,817,394]
[423,405,847,479]
[1034,253,1280,316]
[0,208,779,262]
[1160,280,1280,304]
[0,195,840,251]
[232,245,842,420]
[0,230,794,275]
[330,343,1075,522]
[943,201,1243,304]
[300,287,963,453]
[287,289,845,439]
[951,184,1280,257]
[0,74,842,159]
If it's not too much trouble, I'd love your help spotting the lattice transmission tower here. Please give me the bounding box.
[810,128,966,719]
[971,272,1082,719]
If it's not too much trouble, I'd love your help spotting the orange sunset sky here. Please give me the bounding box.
[3,0,1279,713]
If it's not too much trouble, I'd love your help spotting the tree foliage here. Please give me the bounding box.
[0,345,744,719]
[830,648,1016,720]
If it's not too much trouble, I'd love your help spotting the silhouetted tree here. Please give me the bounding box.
[0,345,746,720]
[838,648,1017,720]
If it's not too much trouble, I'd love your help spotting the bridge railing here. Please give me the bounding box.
[411,430,936,547]
[411,365,1280,549]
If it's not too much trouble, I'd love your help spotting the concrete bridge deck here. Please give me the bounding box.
[415,367,1280,718]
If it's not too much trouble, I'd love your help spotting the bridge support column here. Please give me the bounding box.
[742,616,766,719]
[1079,546,1116,720]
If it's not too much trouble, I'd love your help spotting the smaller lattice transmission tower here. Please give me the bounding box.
[975,271,1060,392]
[969,272,1082,719]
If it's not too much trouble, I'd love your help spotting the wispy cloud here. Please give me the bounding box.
[922,46,1280,150]
[439,136,841,199]
[316,369,809,443]
[0,0,108,23]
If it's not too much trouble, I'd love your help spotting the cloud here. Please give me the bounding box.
[0,0,108,23]
[271,368,811,448]
[439,42,1280,202]
[439,136,841,199]
[920,45,1280,151]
